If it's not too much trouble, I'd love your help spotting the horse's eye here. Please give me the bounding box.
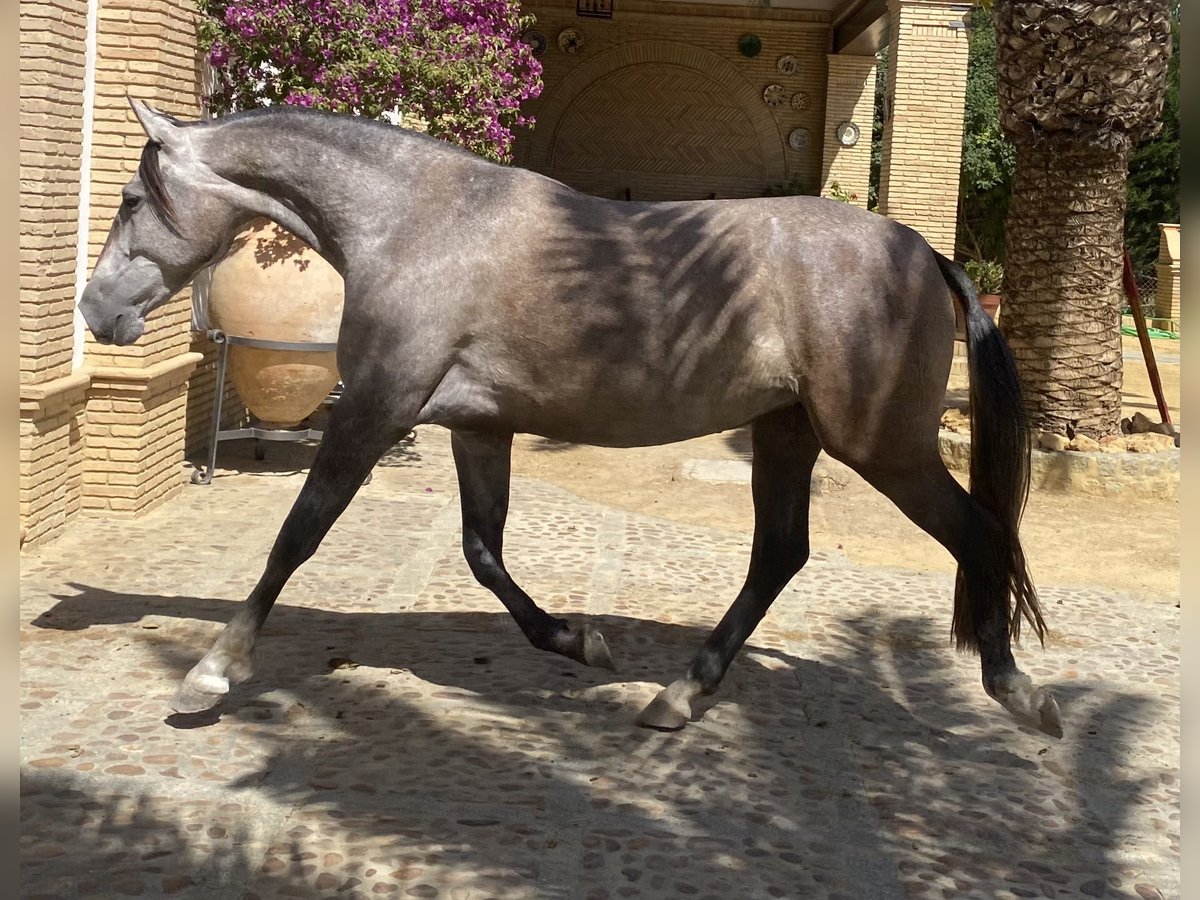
[122,195,141,211]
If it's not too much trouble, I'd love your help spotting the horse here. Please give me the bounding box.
[79,98,1061,738]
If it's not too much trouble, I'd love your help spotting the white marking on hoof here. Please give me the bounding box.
[989,672,1063,739]
[169,653,250,714]
[191,672,230,695]
[553,624,618,671]
[636,680,698,731]
[170,675,228,714]
[581,626,616,671]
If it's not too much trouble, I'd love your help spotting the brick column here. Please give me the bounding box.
[1155,223,1180,329]
[76,0,205,518]
[876,0,971,256]
[820,53,877,208]
[86,0,202,371]
[19,0,92,546]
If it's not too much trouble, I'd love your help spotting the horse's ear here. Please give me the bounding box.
[128,95,179,146]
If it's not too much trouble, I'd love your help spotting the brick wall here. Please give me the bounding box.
[19,0,91,546]
[19,0,207,547]
[20,377,89,547]
[876,0,971,256]
[85,0,203,370]
[19,0,89,386]
[515,0,831,200]
[83,359,196,513]
[820,53,877,207]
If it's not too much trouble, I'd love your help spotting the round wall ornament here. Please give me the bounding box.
[738,34,763,58]
[788,127,811,151]
[763,84,787,108]
[836,121,861,146]
[776,55,798,76]
[523,30,547,57]
[557,28,585,54]
[790,91,810,111]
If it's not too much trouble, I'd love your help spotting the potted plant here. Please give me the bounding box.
[194,0,543,426]
[963,258,1004,322]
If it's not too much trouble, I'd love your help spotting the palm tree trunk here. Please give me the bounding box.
[1000,142,1129,439]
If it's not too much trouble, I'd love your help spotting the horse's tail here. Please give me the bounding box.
[934,252,1047,651]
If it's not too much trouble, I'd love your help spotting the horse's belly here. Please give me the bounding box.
[538,392,794,447]
[417,361,796,447]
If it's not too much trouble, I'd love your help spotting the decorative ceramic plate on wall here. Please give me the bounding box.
[790,91,810,112]
[788,127,811,151]
[763,84,787,108]
[776,55,798,76]
[738,34,762,58]
[836,121,862,146]
[523,30,547,57]
[558,28,585,53]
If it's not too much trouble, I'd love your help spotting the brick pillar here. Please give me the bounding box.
[86,0,202,371]
[77,0,205,518]
[1155,223,1180,329]
[876,0,971,256]
[19,0,92,547]
[820,54,877,208]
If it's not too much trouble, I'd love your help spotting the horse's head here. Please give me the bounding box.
[79,97,246,346]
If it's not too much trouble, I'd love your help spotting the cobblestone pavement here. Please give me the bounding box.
[20,428,1179,899]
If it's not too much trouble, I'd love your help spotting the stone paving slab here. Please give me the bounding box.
[20,428,1179,899]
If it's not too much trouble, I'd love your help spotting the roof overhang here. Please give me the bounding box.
[832,0,889,55]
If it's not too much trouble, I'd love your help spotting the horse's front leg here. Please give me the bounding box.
[451,429,615,670]
[171,390,411,713]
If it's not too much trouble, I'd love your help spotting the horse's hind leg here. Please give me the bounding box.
[638,405,822,730]
[171,395,403,714]
[858,455,1062,737]
[451,429,615,669]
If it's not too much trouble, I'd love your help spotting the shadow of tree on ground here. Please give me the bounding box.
[22,584,1176,898]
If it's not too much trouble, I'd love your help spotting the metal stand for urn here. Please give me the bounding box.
[190,329,343,485]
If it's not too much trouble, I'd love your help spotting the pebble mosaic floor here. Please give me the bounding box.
[20,428,1179,899]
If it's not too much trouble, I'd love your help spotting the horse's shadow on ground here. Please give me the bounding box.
[32,583,1040,767]
[24,583,1168,897]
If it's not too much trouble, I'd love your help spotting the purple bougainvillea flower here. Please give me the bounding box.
[195,0,543,161]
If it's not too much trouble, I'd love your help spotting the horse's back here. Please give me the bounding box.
[410,178,955,447]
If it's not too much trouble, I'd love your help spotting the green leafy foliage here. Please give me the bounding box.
[868,46,886,212]
[963,258,1004,294]
[825,181,859,203]
[957,4,1014,264]
[762,177,815,197]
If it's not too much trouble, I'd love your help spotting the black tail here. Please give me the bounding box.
[934,252,1046,650]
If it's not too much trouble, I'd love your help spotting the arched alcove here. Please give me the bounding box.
[526,40,788,200]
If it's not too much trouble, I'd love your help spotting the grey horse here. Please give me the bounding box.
[79,98,1061,738]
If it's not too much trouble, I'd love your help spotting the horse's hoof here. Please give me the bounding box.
[170,672,229,714]
[988,672,1063,739]
[581,626,616,671]
[1035,689,1063,739]
[636,681,694,731]
[554,623,617,671]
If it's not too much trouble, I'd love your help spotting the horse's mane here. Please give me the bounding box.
[138,139,177,230]
[136,105,498,231]
[210,105,487,164]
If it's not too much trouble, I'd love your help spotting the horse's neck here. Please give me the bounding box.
[204,113,429,266]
